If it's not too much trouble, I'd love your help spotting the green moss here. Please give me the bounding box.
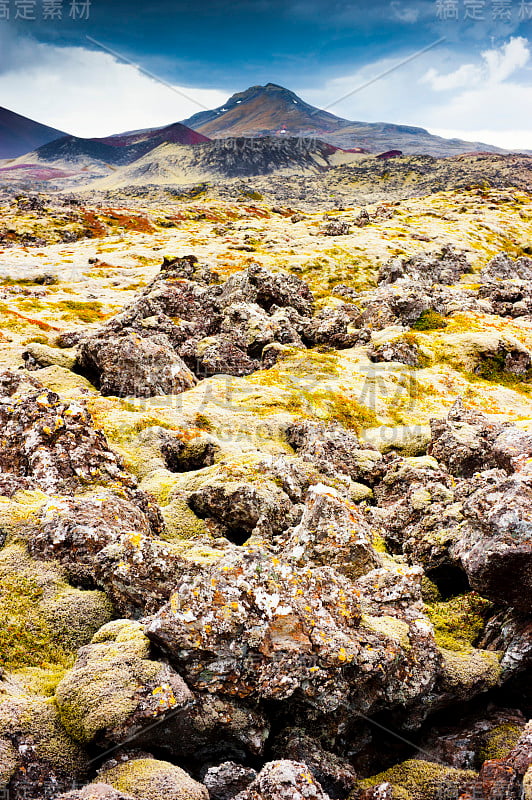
[0,692,88,775]
[55,620,158,744]
[53,299,107,323]
[0,544,113,674]
[358,759,477,800]
[420,576,441,604]
[466,352,532,392]
[0,571,70,671]
[426,593,492,651]
[477,723,523,765]
[411,310,448,331]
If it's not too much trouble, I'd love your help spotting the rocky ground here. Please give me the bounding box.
[1,177,532,800]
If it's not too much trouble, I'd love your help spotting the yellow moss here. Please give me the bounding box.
[0,690,88,776]
[0,544,113,674]
[357,759,477,800]
[98,757,207,800]
[440,648,501,691]
[363,614,411,650]
[477,723,523,764]
[371,533,389,553]
[426,593,492,652]
[161,497,211,541]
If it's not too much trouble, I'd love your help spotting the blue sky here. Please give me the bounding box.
[0,0,531,147]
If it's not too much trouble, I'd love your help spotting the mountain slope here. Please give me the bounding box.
[182,83,506,157]
[182,83,349,137]
[0,123,212,186]
[88,136,362,189]
[0,106,68,159]
[94,121,210,152]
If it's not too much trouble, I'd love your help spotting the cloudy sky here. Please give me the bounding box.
[0,0,530,148]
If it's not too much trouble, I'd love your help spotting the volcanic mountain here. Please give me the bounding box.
[0,122,212,185]
[88,136,361,189]
[0,106,69,159]
[182,83,506,157]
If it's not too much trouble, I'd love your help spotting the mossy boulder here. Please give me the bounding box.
[357,758,476,800]
[23,341,77,371]
[0,543,113,673]
[97,756,209,800]
[0,739,18,785]
[55,620,192,746]
[439,648,501,696]
[0,686,89,794]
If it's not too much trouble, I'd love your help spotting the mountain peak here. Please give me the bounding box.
[181,84,347,140]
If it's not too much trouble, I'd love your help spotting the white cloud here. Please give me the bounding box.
[421,63,481,91]
[300,36,532,151]
[390,2,421,23]
[0,29,228,137]
[422,36,529,89]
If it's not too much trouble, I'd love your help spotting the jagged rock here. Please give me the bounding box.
[160,431,220,472]
[354,209,371,227]
[421,707,526,770]
[321,221,351,236]
[203,762,258,800]
[429,399,502,478]
[97,755,209,800]
[279,484,382,579]
[159,254,220,284]
[351,283,481,332]
[0,371,161,515]
[370,455,460,570]
[478,280,532,318]
[30,492,184,613]
[480,252,532,282]
[234,760,331,800]
[302,306,359,348]
[474,720,532,800]
[217,264,314,317]
[286,420,383,484]
[367,340,420,367]
[480,609,532,679]
[55,619,192,746]
[451,472,532,612]
[179,335,260,378]
[270,730,357,798]
[75,263,316,393]
[77,330,197,397]
[188,480,297,543]
[147,545,439,724]
[492,426,532,473]
[378,245,471,286]
[141,691,269,761]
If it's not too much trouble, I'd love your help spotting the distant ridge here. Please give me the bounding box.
[181,83,507,157]
[0,106,69,159]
